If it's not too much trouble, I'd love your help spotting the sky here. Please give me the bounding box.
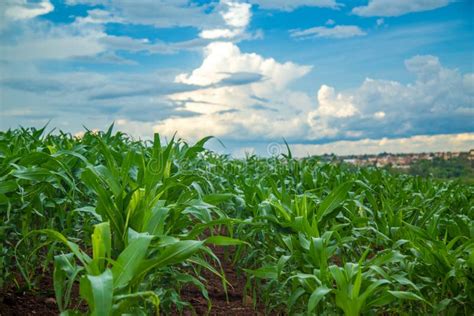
[0,0,473,156]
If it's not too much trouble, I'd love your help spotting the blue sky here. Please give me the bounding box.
[0,0,473,156]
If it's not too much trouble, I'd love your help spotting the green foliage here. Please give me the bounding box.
[1,126,473,315]
[408,157,474,183]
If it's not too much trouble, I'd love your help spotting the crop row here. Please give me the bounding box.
[0,126,472,315]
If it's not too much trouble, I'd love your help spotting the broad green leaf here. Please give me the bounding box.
[205,236,248,246]
[308,286,331,313]
[91,222,111,272]
[137,240,204,279]
[316,182,352,222]
[244,266,278,279]
[111,230,152,289]
[87,269,113,316]
[388,291,425,302]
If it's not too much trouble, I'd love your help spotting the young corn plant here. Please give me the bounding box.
[2,127,473,315]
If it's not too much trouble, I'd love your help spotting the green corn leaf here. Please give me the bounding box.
[205,236,249,246]
[316,182,352,222]
[54,253,82,312]
[136,240,204,279]
[87,269,114,316]
[244,266,278,279]
[0,180,18,194]
[388,291,426,302]
[111,230,152,289]
[91,222,111,272]
[308,286,331,313]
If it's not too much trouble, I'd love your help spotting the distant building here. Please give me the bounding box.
[343,158,357,164]
[336,149,472,168]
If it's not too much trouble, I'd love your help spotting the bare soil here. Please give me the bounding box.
[176,245,264,315]
[0,246,265,316]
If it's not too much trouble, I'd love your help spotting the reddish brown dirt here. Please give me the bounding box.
[0,270,86,316]
[176,245,264,316]
[0,272,59,316]
[1,245,265,315]
[0,288,58,316]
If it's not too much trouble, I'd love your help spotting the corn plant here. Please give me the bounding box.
[1,126,473,315]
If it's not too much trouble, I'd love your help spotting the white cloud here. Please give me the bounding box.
[290,25,366,39]
[175,42,311,88]
[1,27,104,60]
[154,52,473,144]
[65,0,221,29]
[153,41,312,141]
[0,17,180,61]
[200,28,241,40]
[352,0,453,17]
[153,109,310,142]
[153,114,235,140]
[0,67,209,139]
[307,86,358,139]
[313,85,358,118]
[75,9,124,24]
[325,19,335,25]
[307,55,474,140]
[249,0,340,11]
[1,0,471,151]
[376,18,384,26]
[0,0,53,30]
[291,133,474,156]
[199,1,252,40]
[221,1,251,28]
[4,0,53,20]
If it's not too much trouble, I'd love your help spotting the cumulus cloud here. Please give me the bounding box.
[151,50,473,144]
[199,1,252,40]
[290,25,366,39]
[314,85,358,118]
[175,42,311,88]
[170,45,311,116]
[353,0,453,17]
[308,55,474,141]
[153,41,312,140]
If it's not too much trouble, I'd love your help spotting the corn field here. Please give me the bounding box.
[0,126,473,315]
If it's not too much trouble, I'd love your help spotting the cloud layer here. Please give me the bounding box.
[151,51,473,145]
[249,0,340,11]
[352,0,453,17]
[290,25,367,39]
[308,55,474,140]
[291,133,474,156]
[0,0,472,156]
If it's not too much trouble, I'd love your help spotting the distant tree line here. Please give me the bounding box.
[390,157,474,184]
